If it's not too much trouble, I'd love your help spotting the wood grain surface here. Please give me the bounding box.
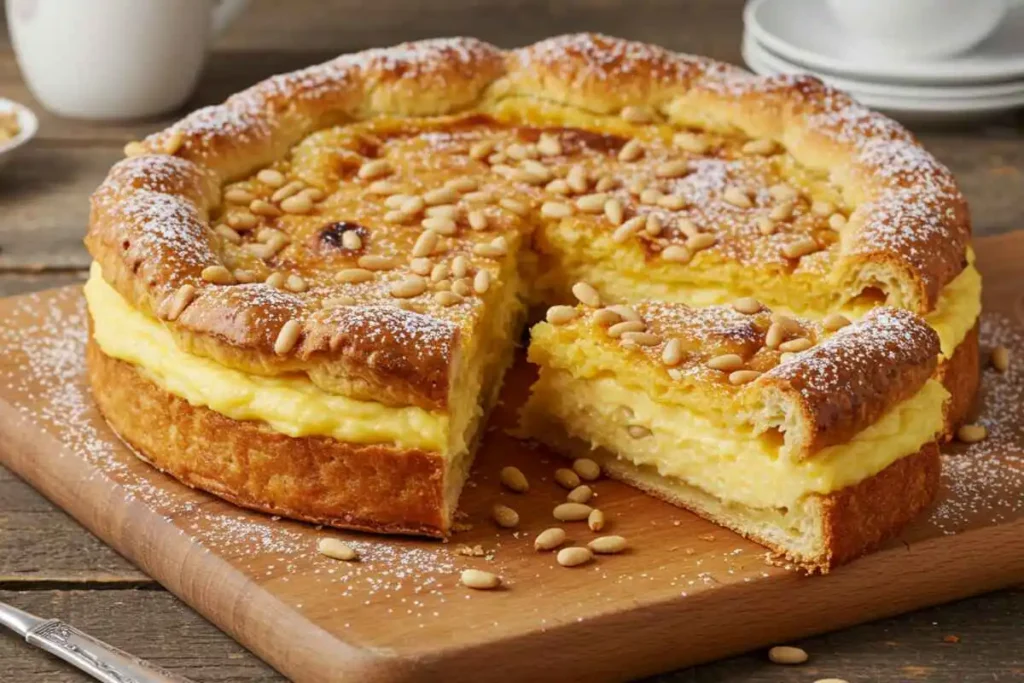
[0,233,1022,682]
[1,0,1023,680]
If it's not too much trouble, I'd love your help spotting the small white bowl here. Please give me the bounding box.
[0,98,39,171]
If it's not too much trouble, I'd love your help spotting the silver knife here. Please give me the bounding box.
[0,599,195,683]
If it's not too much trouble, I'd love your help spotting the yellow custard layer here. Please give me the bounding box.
[522,368,947,510]
[85,269,450,452]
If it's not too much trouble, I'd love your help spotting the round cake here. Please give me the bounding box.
[84,35,980,556]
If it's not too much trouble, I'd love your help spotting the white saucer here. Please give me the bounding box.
[745,0,1024,85]
[0,99,38,172]
[744,34,1024,101]
[742,35,1024,121]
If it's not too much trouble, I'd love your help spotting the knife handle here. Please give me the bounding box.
[26,619,194,683]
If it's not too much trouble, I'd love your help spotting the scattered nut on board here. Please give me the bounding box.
[534,527,567,551]
[317,538,358,561]
[768,646,808,665]
[554,467,581,490]
[567,484,593,504]
[588,508,606,531]
[492,504,520,529]
[499,465,529,493]
[460,568,501,590]
[557,546,594,567]
[554,502,593,521]
[572,458,601,481]
[992,345,1010,372]
[957,423,987,444]
[588,535,628,554]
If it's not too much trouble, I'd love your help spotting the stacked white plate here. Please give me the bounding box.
[743,0,1024,121]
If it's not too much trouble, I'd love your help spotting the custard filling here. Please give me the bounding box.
[522,369,947,510]
[85,265,521,455]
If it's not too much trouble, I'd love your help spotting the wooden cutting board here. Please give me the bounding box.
[1,233,1023,683]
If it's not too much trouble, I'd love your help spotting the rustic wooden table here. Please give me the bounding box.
[1,1,1021,681]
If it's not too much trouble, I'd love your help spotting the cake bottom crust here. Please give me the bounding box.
[87,339,458,537]
[523,411,941,573]
[938,321,980,436]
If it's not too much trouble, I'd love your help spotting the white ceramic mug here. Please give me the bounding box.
[6,0,249,119]
[826,0,1009,60]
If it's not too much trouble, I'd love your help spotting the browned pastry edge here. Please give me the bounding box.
[938,322,980,438]
[85,34,972,410]
[87,339,453,537]
[527,417,940,573]
[759,307,939,458]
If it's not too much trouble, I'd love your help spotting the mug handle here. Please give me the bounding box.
[212,0,250,36]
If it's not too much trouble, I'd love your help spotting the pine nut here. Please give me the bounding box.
[500,466,529,493]
[732,297,762,314]
[640,188,664,205]
[542,201,573,218]
[250,199,281,217]
[588,508,605,532]
[828,213,847,230]
[227,211,257,231]
[390,275,427,299]
[782,237,819,259]
[421,216,456,235]
[492,504,520,529]
[460,568,501,590]
[473,236,508,258]
[823,313,851,331]
[281,194,313,214]
[401,195,426,215]
[342,231,362,250]
[167,284,196,321]
[567,165,589,193]
[554,468,581,490]
[357,159,393,180]
[336,268,374,283]
[274,320,301,355]
[576,193,608,214]
[383,210,410,224]
[546,178,571,194]
[201,265,235,285]
[367,180,401,195]
[612,216,645,243]
[534,527,567,551]
[779,337,813,353]
[957,424,987,443]
[451,255,469,278]
[572,281,601,307]
[620,331,660,346]
[537,134,563,156]
[673,132,710,154]
[662,245,692,263]
[572,458,601,481]
[765,322,787,349]
[358,255,395,271]
[658,194,688,210]
[618,139,644,162]
[553,502,593,521]
[317,538,358,561]
[215,224,242,244]
[468,210,489,231]
[430,262,450,283]
[224,188,255,204]
[434,291,463,306]
[323,295,356,308]
[499,198,529,216]
[451,278,472,297]
[608,320,646,338]
[257,169,285,188]
[545,305,577,325]
[567,485,593,504]
[708,353,744,371]
[469,140,496,160]
[723,186,753,208]
[557,546,594,567]
[604,198,624,225]
[473,269,490,294]
[285,273,307,293]
[677,217,700,238]
[992,345,1010,372]
[588,535,628,554]
[687,233,717,252]
[608,304,642,322]
[595,175,617,192]
[768,646,808,665]
[446,177,478,192]
[655,159,689,178]
[756,216,777,235]
[645,214,663,236]
[729,370,762,385]
[425,186,459,205]
[662,338,684,366]
[593,309,622,326]
[772,312,802,333]
[265,272,286,289]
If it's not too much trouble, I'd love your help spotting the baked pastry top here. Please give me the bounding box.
[87,34,974,405]
[83,34,979,545]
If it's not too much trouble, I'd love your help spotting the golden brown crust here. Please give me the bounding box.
[938,322,980,437]
[86,339,452,537]
[759,307,939,456]
[86,34,971,412]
